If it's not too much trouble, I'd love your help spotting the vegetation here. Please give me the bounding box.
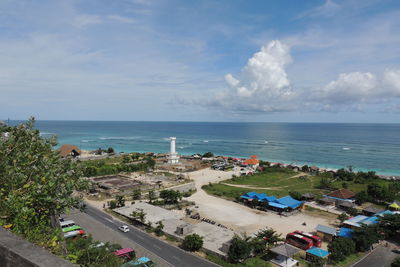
[0,118,87,253]
[338,212,349,223]
[159,190,182,204]
[182,233,203,251]
[65,235,124,266]
[202,152,214,158]
[392,257,400,267]
[154,220,164,236]
[227,235,252,263]
[132,189,141,200]
[352,224,381,252]
[130,208,147,224]
[378,213,400,239]
[148,190,156,204]
[115,195,125,207]
[328,238,356,262]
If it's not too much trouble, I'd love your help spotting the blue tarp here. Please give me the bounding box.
[240,195,253,200]
[360,216,378,225]
[274,196,303,209]
[255,193,268,201]
[268,202,288,209]
[338,227,353,238]
[265,195,277,202]
[375,210,394,217]
[307,247,330,258]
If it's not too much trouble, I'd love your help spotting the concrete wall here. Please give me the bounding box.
[167,182,196,193]
[0,227,75,267]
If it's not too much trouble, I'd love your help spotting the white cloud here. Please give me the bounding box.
[297,0,341,19]
[72,14,102,29]
[108,15,136,24]
[212,41,296,112]
[383,69,400,96]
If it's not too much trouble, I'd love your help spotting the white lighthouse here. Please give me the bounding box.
[168,137,179,164]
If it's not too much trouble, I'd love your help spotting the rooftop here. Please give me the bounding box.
[327,189,355,199]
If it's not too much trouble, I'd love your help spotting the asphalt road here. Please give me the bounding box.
[83,205,219,267]
[352,245,398,267]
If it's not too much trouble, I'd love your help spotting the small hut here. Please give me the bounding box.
[316,224,337,242]
[319,197,336,206]
[362,205,384,216]
[301,193,315,201]
[270,244,300,267]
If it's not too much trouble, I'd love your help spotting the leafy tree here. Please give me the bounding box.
[132,189,141,200]
[255,227,283,248]
[227,235,251,263]
[159,190,182,204]
[130,208,146,224]
[148,190,156,204]
[106,147,114,154]
[109,200,117,209]
[342,182,349,189]
[328,238,356,262]
[319,176,334,190]
[352,224,381,252]
[392,257,400,267]
[115,195,125,207]
[65,235,123,266]
[346,207,358,216]
[378,214,400,238]
[182,233,203,251]
[202,152,214,158]
[355,190,369,205]
[0,118,87,250]
[338,212,349,223]
[155,220,164,236]
[289,191,302,200]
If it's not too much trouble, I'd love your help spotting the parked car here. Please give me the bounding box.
[119,225,130,233]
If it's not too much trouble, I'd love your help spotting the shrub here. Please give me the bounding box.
[182,233,203,251]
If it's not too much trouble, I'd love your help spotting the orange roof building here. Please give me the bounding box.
[243,155,260,166]
[59,144,81,158]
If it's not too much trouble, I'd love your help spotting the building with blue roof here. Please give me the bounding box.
[375,210,394,217]
[268,202,288,210]
[306,247,330,261]
[338,227,353,238]
[274,196,303,209]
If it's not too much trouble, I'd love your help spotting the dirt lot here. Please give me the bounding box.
[186,168,336,236]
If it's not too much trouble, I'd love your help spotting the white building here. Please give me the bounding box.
[168,137,180,164]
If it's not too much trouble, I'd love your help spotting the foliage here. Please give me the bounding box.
[115,195,125,207]
[65,235,124,266]
[0,118,87,251]
[148,190,156,203]
[254,227,283,248]
[328,238,356,262]
[106,147,114,154]
[159,190,182,204]
[182,233,204,251]
[367,183,394,202]
[392,257,400,267]
[130,208,146,224]
[132,189,141,200]
[355,191,369,205]
[289,191,302,200]
[319,176,335,190]
[228,235,252,263]
[338,212,349,223]
[154,220,164,236]
[202,152,214,158]
[352,224,381,252]
[109,200,117,209]
[346,207,358,216]
[378,214,400,238]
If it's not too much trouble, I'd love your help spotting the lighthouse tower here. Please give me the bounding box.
[168,137,179,164]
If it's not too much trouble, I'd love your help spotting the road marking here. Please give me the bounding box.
[105,218,114,223]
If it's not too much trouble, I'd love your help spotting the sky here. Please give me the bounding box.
[1,0,400,122]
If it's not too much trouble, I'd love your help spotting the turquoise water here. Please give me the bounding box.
[8,120,400,176]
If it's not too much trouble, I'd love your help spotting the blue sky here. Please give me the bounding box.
[1,0,400,122]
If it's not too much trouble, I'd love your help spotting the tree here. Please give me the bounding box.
[155,220,164,236]
[0,118,87,250]
[352,224,381,252]
[159,190,182,204]
[109,200,117,209]
[227,235,251,263]
[289,191,302,200]
[182,233,204,251]
[130,208,146,224]
[378,214,400,238]
[106,147,114,154]
[148,190,156,204]
[355,191,369,205]
[328,238,356,262]
[132,189,141,200]
[122,155,131,163]
[255,227,283,248]
[115,195,125,207]
[392,257,400,267]
[338,212,349,223]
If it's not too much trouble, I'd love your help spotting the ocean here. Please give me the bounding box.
[7,120,400,176]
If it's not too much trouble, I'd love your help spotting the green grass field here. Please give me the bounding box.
[203,168,396,201]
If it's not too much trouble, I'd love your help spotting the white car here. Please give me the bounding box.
[118,225,130,233]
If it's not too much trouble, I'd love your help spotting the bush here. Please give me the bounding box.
[392,257,400,267]
[109,200,117,209]
[328,238,355,262]
[289,191,302,200]
[228,236,251,263]
[182,233,203,251]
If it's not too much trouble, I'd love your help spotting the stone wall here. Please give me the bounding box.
[0,227,75,267]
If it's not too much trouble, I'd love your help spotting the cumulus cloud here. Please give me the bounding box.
[211,40,297,112]
[201,40,400,114]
